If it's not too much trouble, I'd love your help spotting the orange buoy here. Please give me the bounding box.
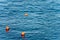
[24,13,28,16]
[21,32,25,38]
[6,26,10,32]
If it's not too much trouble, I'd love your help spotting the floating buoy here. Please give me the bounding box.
[21,32,25,38]
[6,26,10,32]
[24,13,28,16]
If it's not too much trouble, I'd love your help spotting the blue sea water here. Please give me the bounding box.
[0,0,60,40]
